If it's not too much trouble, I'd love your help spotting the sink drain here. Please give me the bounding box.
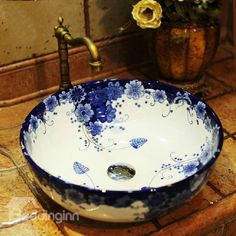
[107,163,135,181]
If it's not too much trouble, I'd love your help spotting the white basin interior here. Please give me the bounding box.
[22,80,220,192]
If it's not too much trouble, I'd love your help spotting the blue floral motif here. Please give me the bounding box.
[23,131,32,155]
[88,194,105,205]
[173,92,192,105]
[88,87,108,107]
[152,90,167,103]
[130,138,148,149]
[75,104,94,123]
[107,81,124,100]
[212,125,220,142]
[69,85,85,104]
[65,189,84,204]
[106,105,116,122]
[44,96,58,112]
[204,117,212,131]
[73,161,89,174]
[199,144,212,165]
[30,115,38,132]
[114,195,133,207]
[183,161,199,177]
[168,189,192,208]
[145,192,167,206]
[88,122,103,136]
[125,80,144,100]
[59,91,71,104]
[195,101,206,120]
[96,104,116,123]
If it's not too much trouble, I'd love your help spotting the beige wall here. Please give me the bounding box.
[0,0,133,66]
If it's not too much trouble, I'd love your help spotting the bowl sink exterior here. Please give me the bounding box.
[20,79,223,223]
[30,162,210,222]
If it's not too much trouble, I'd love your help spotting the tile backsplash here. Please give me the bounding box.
[0,0,134,66]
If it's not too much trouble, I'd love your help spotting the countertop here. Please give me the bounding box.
[0,45,236,236]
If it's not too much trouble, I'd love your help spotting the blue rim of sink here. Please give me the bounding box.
[20,79,223,194]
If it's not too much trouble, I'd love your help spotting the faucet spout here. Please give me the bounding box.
[64,35,103,73]
[54,17,103,90]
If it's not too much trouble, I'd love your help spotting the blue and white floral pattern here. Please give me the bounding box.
[69,85,85,104]
[195,101,206,120]
[152,90,167,103]
[88,87,108,106]
[29,115,38,132]
[73,161,90,174]
[20,79,223,223]
[88,122,103,136]
[75,104,94,123]
[59,91,70,104]
[44,95,58,112]
[182,160,199,177]
[107,81,124,100]
[125,80,145,100]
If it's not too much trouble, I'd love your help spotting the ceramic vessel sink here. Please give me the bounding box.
[20,79,223,223]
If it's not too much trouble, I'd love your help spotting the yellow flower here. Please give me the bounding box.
[132,0,162,29]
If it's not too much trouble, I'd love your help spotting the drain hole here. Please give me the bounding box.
[107,163,135,181]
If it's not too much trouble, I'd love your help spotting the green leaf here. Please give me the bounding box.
[164,0,173,8]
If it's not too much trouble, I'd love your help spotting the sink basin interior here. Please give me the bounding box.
[21,79,221,192]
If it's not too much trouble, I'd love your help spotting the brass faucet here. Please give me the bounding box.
[54,16,103,90]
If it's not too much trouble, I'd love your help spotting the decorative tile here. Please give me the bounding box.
[0,170,38,223]
[0,148,62,235]
[0,34,149,103]
[204,226,224,236]
[59,219,157,236]
[207,93,236,134]
[204,76,231,100]
[0,152,13,169]
[0,99,39,127]
[225,218,236,236]
[89,0,136,40]
[211,46,233,64]
[0,212,63,236]
[207,59,236,89]
[149,194,236,236]
[0,0,85,65]
[208,138,236,196]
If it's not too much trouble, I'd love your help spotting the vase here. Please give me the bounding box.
[152,23,220,94]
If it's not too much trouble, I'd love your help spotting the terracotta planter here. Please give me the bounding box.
[152,23,220,83]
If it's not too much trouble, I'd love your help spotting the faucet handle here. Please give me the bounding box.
[58,16,64,26]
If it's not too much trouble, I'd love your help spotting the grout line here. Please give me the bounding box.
[205,90,234,102]
[222,223,227,236]
[151,218,163,230]
[209,56,234,66]
[210,54,234,65]
[232,133,236,140]
[205,71,234,90]
[143,229,160,236]
[221,46,235,56]
[223,128,231,135]
[155,192,236,235]
[155,208,205,230]
[206,182,226,198]
[223,129,232,140]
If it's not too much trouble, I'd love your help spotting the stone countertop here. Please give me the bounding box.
[0,46,236,236]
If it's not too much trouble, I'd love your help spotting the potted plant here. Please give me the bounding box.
[131,0,221,93]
